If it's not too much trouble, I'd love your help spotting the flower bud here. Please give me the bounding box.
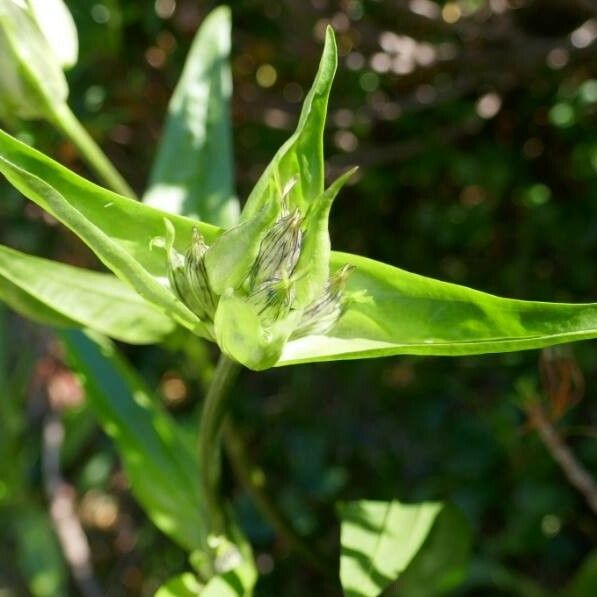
[162,222,217,323]
[292,264,355,338]
[166,243,191,308]
[185,228,217,321]
[248,274,295,325]
[250,209,303,289]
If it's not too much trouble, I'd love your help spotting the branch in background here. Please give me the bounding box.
[523,348,596,516]
[525,401,597,516]
[42,414,103,597]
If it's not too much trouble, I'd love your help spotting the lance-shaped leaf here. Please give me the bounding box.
[240,26,337,220]
[60,330,208,552]
[0,129,219,337]
[0,243,176,344]
[144,6,239,227]
[278,251,597,366]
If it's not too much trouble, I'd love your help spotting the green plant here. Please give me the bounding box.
[1,6,596,595]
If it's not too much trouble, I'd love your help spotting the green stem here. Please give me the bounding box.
[47,102,137,198]
[198,353,241,538]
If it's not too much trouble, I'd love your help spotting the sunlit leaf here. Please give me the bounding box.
[144,6,239,227]
[0,243,176,344]
[155,573,203,597]
[392,504,471,596]
[338,500,451,597]
[240,26,337,220]
[0,129,218,337]
[279,251,597,365]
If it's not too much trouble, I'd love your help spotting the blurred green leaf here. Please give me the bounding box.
[60,330,208,552]
[14,508,67,597]
[0,0,68,121]
[144,6,239,228]
[155,573,203,597]
[0,243,176,344]
[567,550,597,597]
[338,499,446,597]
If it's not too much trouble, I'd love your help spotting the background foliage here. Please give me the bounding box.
[1,0,597,595]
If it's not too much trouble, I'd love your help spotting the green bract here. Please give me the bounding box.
[2,28,597,371]
[0,0,76,122]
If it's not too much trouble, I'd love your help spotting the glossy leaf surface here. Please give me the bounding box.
[0,243,175,344]
[279,251,597,365]
[393,504,471,596]
[144,7,239,227]
[338,500,445,597]
[61,330,207,552]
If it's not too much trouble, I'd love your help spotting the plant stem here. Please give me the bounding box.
[223,419,334,577]
[47,102,137,198]
[198,352,241,538]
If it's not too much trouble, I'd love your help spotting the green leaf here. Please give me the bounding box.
[391,504,471,596]
[0,128,219,337]
[338,500,451,597]
[240,26,337,221]
[155,573,203,597]
[201,562,257,597]
[567,550,597,597]
[144,6,239,227]
[279,251,597,365]
[293,167,357,308]
[0,243,176,344]
[60,330,208,552]
[14,507,68,597]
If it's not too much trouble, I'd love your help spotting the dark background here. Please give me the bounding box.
[1,0,597,595]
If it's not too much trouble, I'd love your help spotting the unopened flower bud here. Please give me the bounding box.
[249,274,295,325]
[167,244,191,308]
[250,209,303,289]
[185,228,217,321]
[164,224,217,323]
[292,264,355,338]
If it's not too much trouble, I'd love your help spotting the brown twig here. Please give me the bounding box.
[526,402,597,516]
